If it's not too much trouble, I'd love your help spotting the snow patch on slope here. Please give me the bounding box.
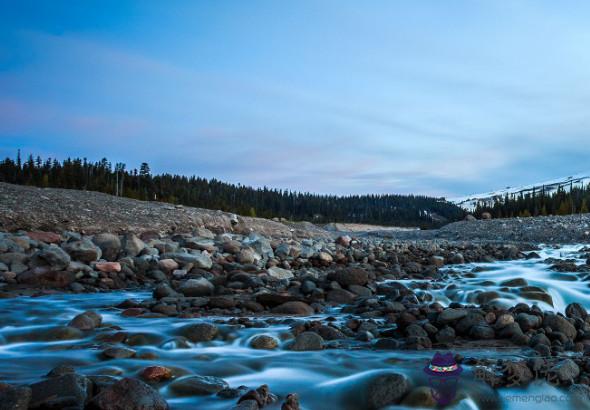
[451,172,590,210]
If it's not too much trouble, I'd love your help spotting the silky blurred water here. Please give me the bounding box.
[0,245,587,409]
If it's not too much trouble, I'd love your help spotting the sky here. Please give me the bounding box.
[1,0,590,198]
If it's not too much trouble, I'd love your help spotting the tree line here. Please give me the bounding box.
[474,183,590,218]
[0,151,466,228]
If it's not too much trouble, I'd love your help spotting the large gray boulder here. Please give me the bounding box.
[30,245,71,270]
[63,240,102,263]
[92,233,121,261]
[178,278,214,296]
[87,377,169,410]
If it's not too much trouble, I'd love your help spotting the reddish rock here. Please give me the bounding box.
[18,269,75,288]
[336,235,352,247]
[27,231,61,243]
[282,393,300,410]
[121,308,147,317]
[271,301,314,316]
[95,262,121,273]
[158,259,179,272]
[69,311,102,330]
[139,366,172,382]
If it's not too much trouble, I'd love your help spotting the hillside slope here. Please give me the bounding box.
[452,172,590,210]
[0,183,330,239]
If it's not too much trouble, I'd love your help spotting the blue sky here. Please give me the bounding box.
[1,1,590,197]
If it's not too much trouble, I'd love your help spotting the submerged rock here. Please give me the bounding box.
[168,375,229,396]
[0,383,31,410]
[287,332,324,351]
[178,323,218,342]
[272,301,314,316]
[365,373,409,409]
[139,366,173,383]
[250,334,279,350]
[69,311,102,330]
[29,373,89,409]
[88,377,168,410]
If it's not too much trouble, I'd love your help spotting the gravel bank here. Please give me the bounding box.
[0,183,330,239]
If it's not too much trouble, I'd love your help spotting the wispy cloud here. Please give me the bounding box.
[2,2,590,196]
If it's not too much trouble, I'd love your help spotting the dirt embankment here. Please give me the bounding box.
[3,182,590,244]
[0,183,330,239]
[372,214,590,244]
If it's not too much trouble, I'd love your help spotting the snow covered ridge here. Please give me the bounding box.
[451,172,590,210]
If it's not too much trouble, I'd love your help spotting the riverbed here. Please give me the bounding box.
[0,245,587,409]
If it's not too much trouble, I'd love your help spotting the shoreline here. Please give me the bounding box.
[2,183,590,409]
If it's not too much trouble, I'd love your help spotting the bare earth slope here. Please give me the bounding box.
[0,183,329,239]
[374,214,590,244]
[2,182,590,243]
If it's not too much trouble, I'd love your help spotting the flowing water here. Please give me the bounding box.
[0,245,587,409]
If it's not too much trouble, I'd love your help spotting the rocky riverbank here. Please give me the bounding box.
[0,229,527,295]
[3,183,590,409]
[2,228,590,408]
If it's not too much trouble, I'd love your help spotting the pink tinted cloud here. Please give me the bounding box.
[0,98,148,140]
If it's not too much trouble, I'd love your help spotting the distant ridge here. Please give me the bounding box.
[451,172,590,210]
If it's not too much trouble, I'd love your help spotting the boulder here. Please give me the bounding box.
[317,252,333,263]
[328,268,369,286]
[158,259,179,272]
[102,347,136,359]
[168,375,228,396]
[326,289,356,304]
[179,323,218,342]
[87,377,168,410]
[365,373,409,409]
[271,301,314,316]
[153,284,178,299]
[237,248,260,265]
[543,313,577,339]
[250,335,279,350]
[179,278,214,297]
[95,262,122,273]
[69,311,102,330]
[163,252,212,269]
[287,332,324,351]
[139,366,173,383]
[437,308,468,324]
[30,245,71,270]
[515,313,541,332]
[566,303,588,320]
[336,235,352,247]
[281,393,300,410]
[27,231,61,243]
[469,324,495,339]
[435,326,456,343]
[550,359,580,384]
[63,240,102,263]
[267,267,294,280]
[123,234,145,257]
[0,383,31,410]
[92,233,121,261]
[29,374,90,409]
